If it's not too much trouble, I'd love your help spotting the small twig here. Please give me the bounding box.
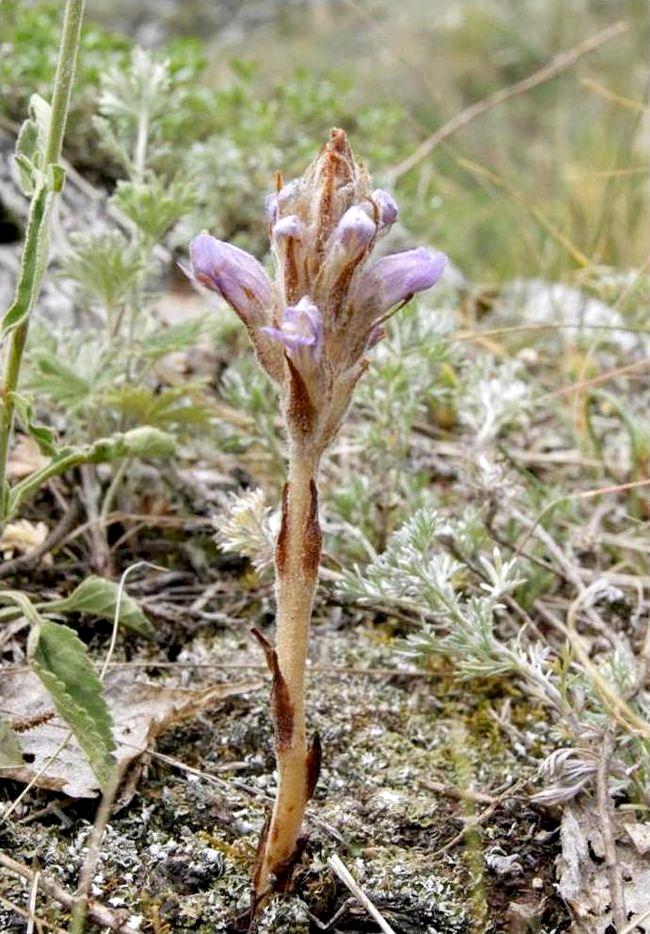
[308,897,356,932]
[80,464,111,576]
[596,731,626,932]
[514,479,650,558]
[26,866,40,934]
[421,780,496,805]
[388,20,629,180]
[0,500,80,578]
[328,854,397,934]
[438,780,524,854]
[620,904,650,934]
[68,769,123,934]
[0,894,65,933]
[0,854,138,933]
[562,585,650,740]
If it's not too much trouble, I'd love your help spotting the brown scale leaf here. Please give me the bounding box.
[275,482,289,577]
[305,730,322,801]
[250,627,295,752]
[286,356,317,437]
[302,479,322,580]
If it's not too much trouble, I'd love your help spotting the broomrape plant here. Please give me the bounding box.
[184,128,446,904]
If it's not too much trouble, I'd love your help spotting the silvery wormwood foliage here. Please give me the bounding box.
[461,356,532,447]
[340,507,565,709]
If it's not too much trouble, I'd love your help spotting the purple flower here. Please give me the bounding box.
[330,205,376,259]
[370,189,398,230]
[352,247,447,317]
[261,297,323,364]
[186,233,273,325]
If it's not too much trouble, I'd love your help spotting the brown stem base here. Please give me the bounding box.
[249,451,322,912]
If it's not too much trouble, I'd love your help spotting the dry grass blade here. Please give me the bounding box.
[328,854,397,934]
[388,20,629,180]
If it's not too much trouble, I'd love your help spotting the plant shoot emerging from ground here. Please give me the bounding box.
[185,128,446,905]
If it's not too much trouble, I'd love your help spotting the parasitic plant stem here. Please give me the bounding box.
[253,446,322,897]
[184,128,447,911]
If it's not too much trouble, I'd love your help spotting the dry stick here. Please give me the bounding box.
[27,866,40,934]
[596,731,626,932]
[563,584,650,740]
[539,360,649,402]
[621,905,650,934]
[68,770,123,934]
[0,499,80,578]
[388,20,629,181]
[328,854,397,934]
[515,509,610,637]
[0,854,137,933]
[515,478,650,558]
[0,895,66,934]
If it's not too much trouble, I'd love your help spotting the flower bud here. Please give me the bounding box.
[261,297,323,365]
[272,215,306,304]
[272,215,304,243]
[330,205,376,260]
[186,233,273,326]
[369,189,398,230]
[351,247,447,318]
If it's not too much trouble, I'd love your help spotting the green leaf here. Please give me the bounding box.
[0,714,24,769]
[8,427,175,518]
[138,318,208,361]
[61,230,144,311]
[29,93,52,144]
[9,391,58,455]
[0,589,42,625]
[45,575,154,638]
[15,125,39,196]
[113,426,176,458]
[1,181,53,337]
[28,619,116,789]
[105,385,210,432]
[111,175,195,241]
[14,94,51,195]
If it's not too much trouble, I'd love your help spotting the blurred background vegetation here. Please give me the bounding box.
[3,0,648,282]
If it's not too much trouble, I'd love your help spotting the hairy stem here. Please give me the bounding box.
[254,446,322,899]
[0,0,86,533]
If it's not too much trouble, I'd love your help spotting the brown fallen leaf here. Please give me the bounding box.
[557,802,650,933]
[625,822,650,856]
[0,519,51,563]
[6,435,48,479]
[0,668,262,798]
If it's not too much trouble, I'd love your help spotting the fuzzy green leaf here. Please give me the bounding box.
[1,181,52,337]
[9,391,58,456]
[8,427,175,518]
[116,426,176,458]
[13,94,51,195]
[28,619,116,789]
[45,575,154,638]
